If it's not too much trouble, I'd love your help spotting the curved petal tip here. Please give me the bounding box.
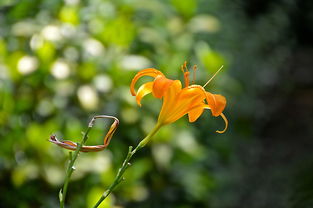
[130,68,164,96]
[136,82,153,106]
[216,113,228,133]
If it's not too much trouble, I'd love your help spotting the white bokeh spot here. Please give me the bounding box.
[51,60,71,79]
[77,85,99,110]
[93,75,112,93]
[17,56,38,75]
[42,25,62,41]
[120,55,151,71]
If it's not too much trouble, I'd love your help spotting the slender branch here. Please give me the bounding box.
[60,125,92,208]
[93,123,162,208]
[59,115,117,208]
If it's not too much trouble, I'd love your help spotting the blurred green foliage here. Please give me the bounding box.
[1,0,313,208]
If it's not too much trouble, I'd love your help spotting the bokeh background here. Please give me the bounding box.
[1,0,313,207]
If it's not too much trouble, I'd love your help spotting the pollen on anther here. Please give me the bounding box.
[181,61,190,87]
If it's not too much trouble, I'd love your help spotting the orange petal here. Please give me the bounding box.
[130,68,164,96]
[188,105,204,122]
[136,82,153,106]
[152,75,174,98]
[159,84,205,124]
[157,80,182,124]
[179,86,206,101]
[201,107,228,133]
[216,113,228,133]
[205,92,226,117]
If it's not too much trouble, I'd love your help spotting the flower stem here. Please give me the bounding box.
[92,123,162,208]
[60,126,92,208]
[59,115,114,208]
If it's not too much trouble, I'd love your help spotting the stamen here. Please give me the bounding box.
[183,61,187,70]
[184,72,190,87]
[216,113,228,133]
[181,61,190,87]
[180,65,185,73]
[192,65,197,84]
[203,65,224,88]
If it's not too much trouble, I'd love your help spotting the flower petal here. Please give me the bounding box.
[199,107,228,133]
[152,75,174,98]
[188,105,204,122]
[157,80,182,124]
[159,84,205,124]
[130,68,164,96]
[205,92,226,116]
[136,81,153,106]
[216,113,228,133]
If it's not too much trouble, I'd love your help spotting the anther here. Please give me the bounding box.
[181,61,190,87]
[180,65,185,73]
[183,61,187,70]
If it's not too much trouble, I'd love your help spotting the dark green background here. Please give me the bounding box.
[1,0,313,207]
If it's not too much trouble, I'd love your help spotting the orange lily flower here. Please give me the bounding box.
[49,116,119,152]
[130,62,228,133]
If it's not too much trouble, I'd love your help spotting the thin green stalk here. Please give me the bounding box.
[60,126,92,208]
[58,115,118,208]
[92,123,162,208]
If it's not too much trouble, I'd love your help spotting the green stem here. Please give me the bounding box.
[60,126,92,208]
[92,123,162,208]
